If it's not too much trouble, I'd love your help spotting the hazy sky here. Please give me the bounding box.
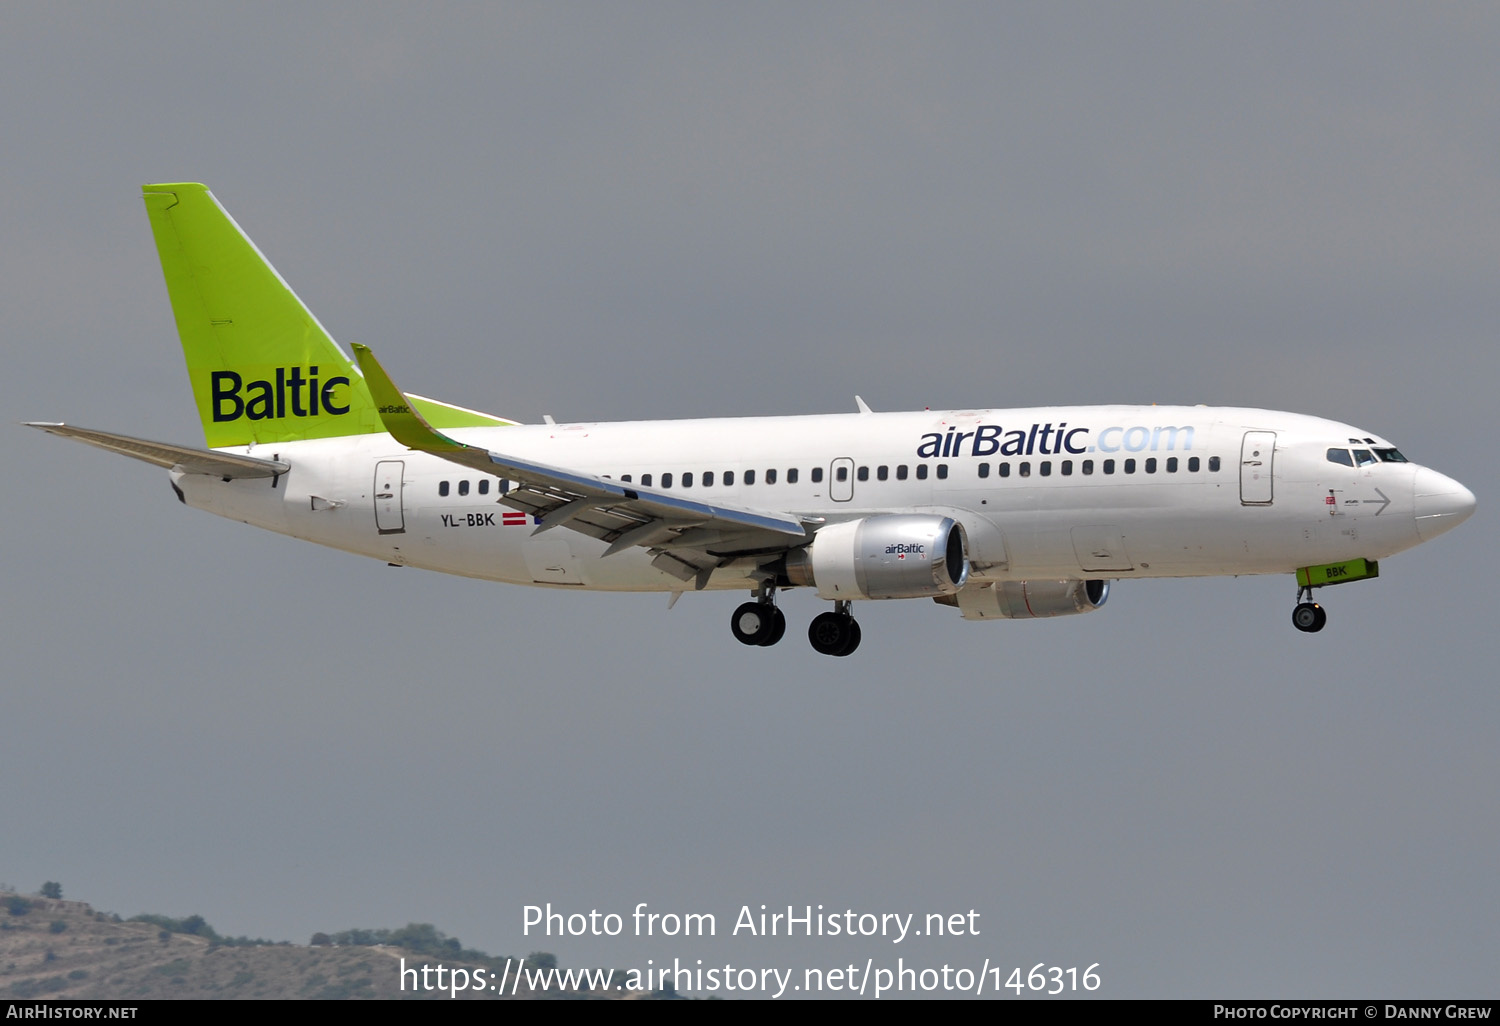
[3,3,1495,998]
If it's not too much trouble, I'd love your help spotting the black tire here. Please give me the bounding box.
[760,607,787,647]
[834,619,862,656]
[808,611,852,655]
[1292,602,1325,633]
[731,601,772,645]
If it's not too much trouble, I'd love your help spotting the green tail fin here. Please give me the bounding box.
[142,183,511,447]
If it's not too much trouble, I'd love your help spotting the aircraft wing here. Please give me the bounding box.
[352,345,814,584]
[26,423,288,479]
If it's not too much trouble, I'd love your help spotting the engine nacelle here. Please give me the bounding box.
[786,515,969,600]
[937,579,1110,620]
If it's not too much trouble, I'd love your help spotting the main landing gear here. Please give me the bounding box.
[1292,584,1327,633]
[729,589,862,655]
[730,583,786,648]
[808,602,861,657]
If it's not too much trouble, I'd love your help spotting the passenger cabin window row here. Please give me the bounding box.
[616,464,953,487]
[618,468,803,488]
[437,454,1227,496]
[438,479,493,497]
[979,455,1220,478]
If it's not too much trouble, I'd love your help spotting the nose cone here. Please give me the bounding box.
[1413,467,1477,541]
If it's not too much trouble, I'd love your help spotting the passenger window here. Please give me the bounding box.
[1352,449,1377,467]
[766,469,777,484]
[1326,448,1354,467]
[479,479,490,494]
[877,465,889,481]
[857,466,869,482]
[1104,459,1116,474]
[999,463,1011,478]
[438,480,450,497]
[787,468,798,484]
[621,474,632,483]
[744,470,755,485]
[1082,460,1093,475]
[723,470,734,486]
[458,480,470,496]
[1124,459,1136,474]
[896,465,908,480]
[682,472,693,487]
[936,464,948,479]
[835,466,847,482]
[703,471,714,487]
[1145,458,1157,473]
[1061,460,1073,476]
[1166,457,1177,473]
[1209,457,1221,472]
[977,463,989,479]
[1019,462,1031,477]
[809,468,820,483]
[661,472,673,488]
[916,465,929,480]
[1039,461,1051,477]
[641,473,652,487]
[1188,457,1200,472]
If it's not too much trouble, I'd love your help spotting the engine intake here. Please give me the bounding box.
[786,515,969,600]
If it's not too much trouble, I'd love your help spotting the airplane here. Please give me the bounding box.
[29,183,1477,656]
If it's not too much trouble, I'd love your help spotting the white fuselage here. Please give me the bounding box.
[172,404,1462,594]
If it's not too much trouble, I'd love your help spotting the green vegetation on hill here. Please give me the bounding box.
[0,885,641,1001]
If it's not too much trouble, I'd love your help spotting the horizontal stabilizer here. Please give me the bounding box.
[26,423,288,479]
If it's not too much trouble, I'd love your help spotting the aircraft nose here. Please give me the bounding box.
[1413,467,1477,541]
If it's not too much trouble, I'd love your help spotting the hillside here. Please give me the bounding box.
[0,889,635,1000]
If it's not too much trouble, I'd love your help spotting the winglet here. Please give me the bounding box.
[855,395,873,414]
[351,344,467,454]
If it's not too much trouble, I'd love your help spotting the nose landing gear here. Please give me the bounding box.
[1292,584,1327,633]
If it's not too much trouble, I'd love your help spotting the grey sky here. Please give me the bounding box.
[2,3,1495,997]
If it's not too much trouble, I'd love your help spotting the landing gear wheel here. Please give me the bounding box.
[809,611,861,656]
[1292,602,1327,633]
[731,602,773,645]
[761,607,787,647]
[834,619,861,657]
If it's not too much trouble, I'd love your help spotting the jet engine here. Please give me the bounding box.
[936,579,1110,620]
[785,515,969,600]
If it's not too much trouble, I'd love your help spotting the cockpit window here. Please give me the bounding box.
[1374,448,1408,463]
[1352,449,1377,467]
[1326,448,1354,467]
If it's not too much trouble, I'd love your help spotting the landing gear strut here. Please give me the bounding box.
[808,601,861,657]
[1292,584,1327,633]
[730,582,786,647]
